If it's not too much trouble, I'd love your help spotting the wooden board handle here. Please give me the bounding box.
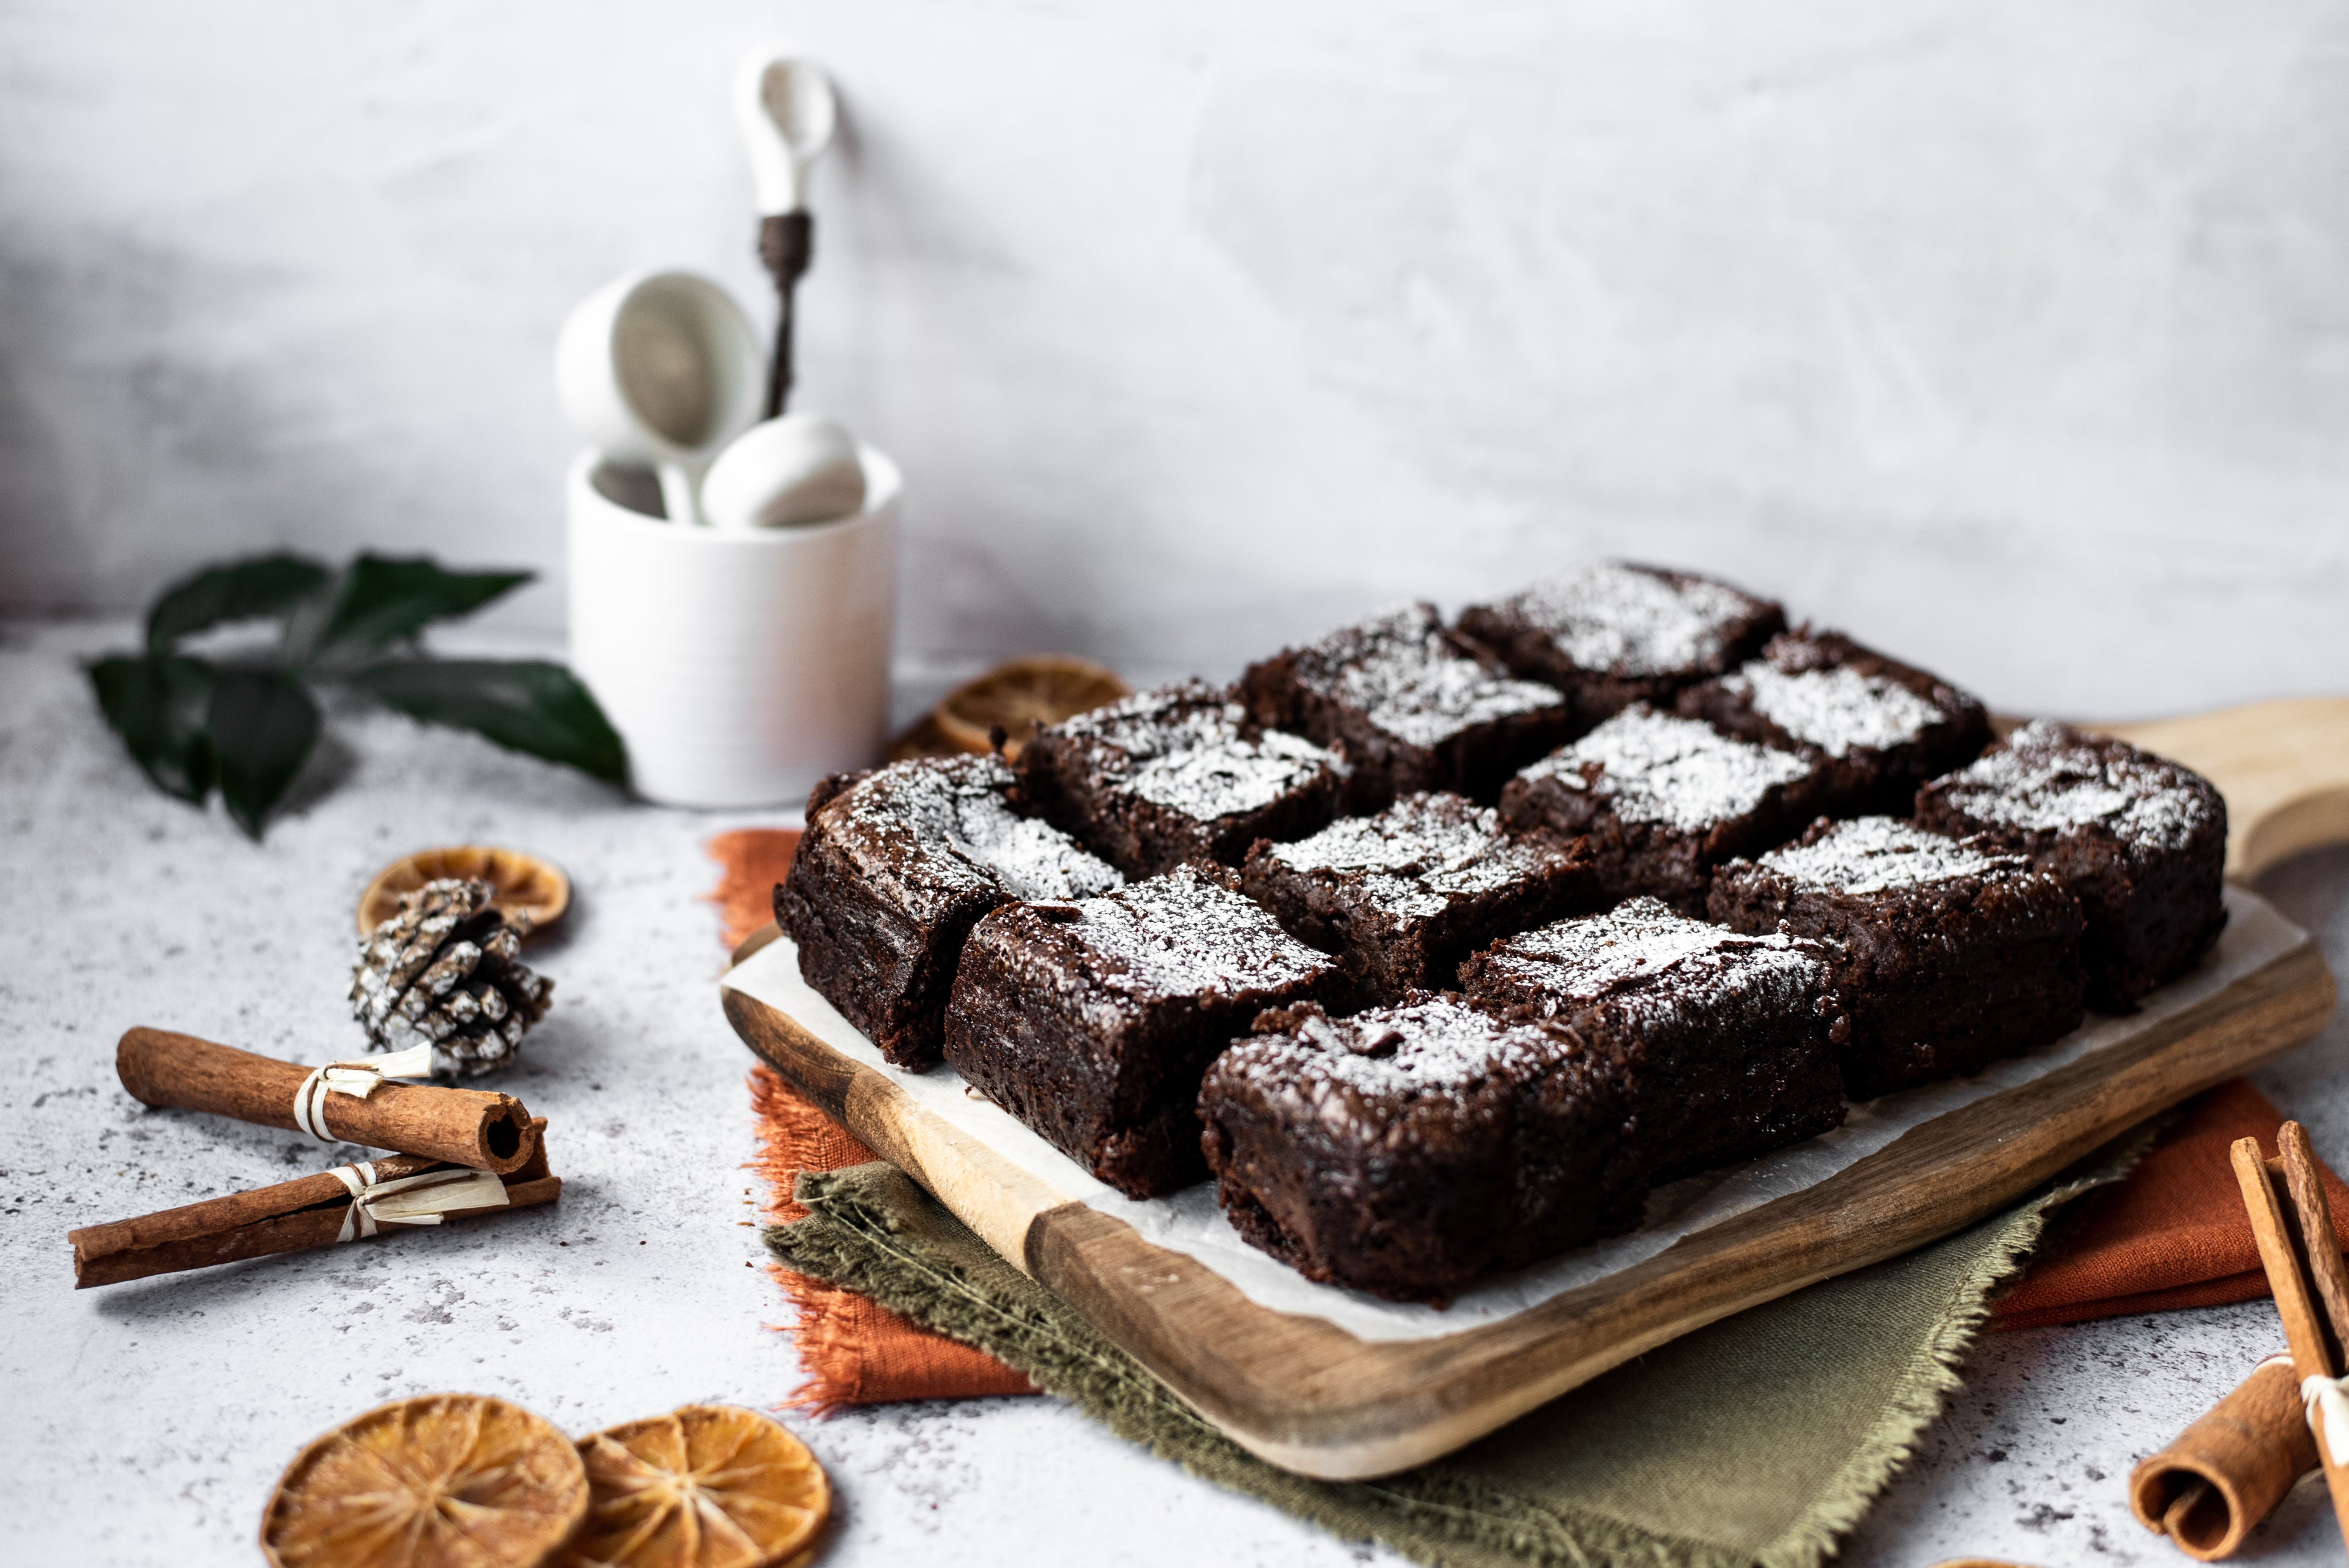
[2091,698,2349,881]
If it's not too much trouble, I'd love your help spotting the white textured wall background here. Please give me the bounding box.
[2,0,2345,715]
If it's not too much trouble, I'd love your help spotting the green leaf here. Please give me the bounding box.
[208,668,322,839]
[145,553,330,652]
[349,659,628,786]
[89,653,218,802]
[311,555,533,655]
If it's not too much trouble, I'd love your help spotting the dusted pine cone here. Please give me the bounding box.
[350,878,553,1076]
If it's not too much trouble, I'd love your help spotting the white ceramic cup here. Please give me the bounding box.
[554,270,765,526]
[566,445,900,808]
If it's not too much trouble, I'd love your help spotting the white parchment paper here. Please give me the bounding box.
[722,886,2308,1343]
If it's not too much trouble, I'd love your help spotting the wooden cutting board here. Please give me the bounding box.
[722,699,2348,1481]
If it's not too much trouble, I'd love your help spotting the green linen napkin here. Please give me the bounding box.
[768,1135,2147,1568]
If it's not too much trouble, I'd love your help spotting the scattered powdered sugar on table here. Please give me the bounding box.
[1269,795,1549,919]
[1934,720,2221,854]
[841,755,1123,901]
[1476,897,1825,1026]
[1504,563,1759,676]
[1302,604,1563,747]
[1046,865,1332,997]
[1731,662,1943,757]
[1065,682,1337,822]
[1519,708,1812,829]
[1757,816,2012,895]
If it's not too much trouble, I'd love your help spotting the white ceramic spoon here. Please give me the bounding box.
[737,53,837,417]
[701,412,867,531]
[737,53,837,216]
[554,270,763,525]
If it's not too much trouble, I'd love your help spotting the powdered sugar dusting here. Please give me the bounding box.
[1233,997,1570,1100]
[1474,897,1826,1029]
[1047,864,1333,998]
[1517,709,1811,829]
[1731,663,1943,758]
[1128,731,1331,819]
[1504,563,1764,678]
[1300,604,1564,747]
[839,755,1123,901]
[1269,793,1553,919]
[960,812,1128,900]
[1934,720,2221,854]
[1059,681,1338,822]
[1758,816,2013,895]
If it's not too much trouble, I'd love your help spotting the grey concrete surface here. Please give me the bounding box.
[2,616,2343,1567]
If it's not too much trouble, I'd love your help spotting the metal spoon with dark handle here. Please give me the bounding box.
[737,53,837,418]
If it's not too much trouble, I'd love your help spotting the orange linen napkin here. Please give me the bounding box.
[1990,1077,2349,1329]
[748,1063,1039,1410]
[708,827,2338,1399]
[713,828,1038,1411]
[708,827,805,960]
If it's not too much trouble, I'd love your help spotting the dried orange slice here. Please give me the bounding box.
[565,1405,829,1568]
[933,655,1129,761]
[261,1394,589,1568]
[360,847,571,937]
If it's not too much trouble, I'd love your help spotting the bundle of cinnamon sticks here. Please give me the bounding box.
[2130,1121,2349,1559]
[69,1027,562,1289]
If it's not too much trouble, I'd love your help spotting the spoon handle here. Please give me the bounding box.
[658,462,703,528]
[760,211,815,418]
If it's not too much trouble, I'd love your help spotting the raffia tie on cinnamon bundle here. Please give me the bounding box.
[69,1123,560,1288]
[2130,1122,2349,1559]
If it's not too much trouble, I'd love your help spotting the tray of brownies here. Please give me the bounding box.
[722,561,2338,1479]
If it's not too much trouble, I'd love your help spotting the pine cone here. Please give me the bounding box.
[350,878,553,1076]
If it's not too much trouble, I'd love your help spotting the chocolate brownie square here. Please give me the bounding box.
[1240,792,1601,1005]
[1456,562,1785,727]
[1017,679,1346,878]
[773,755,1123,1070]
[1675,628,1991,816]
[1915,720,2228,1010]
[943,865,1348,1197]
[1458,897,1847,1180]
[1709,816,2086,1099]
[1238,602,1575,808]
[1199,996,1646,1303]
[1498,706,1827,908]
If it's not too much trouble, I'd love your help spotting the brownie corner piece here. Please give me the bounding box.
[1675,627,1991,815]
[1198,994,1646,1303]
[1709,816,2085,1099]
[1016,679,1345,876]
[774,753,1122,1069]
[943,864,1346,1198]
[1914,720,2228,1010]
[1241,791,1599,1004]
[1238,602,1573,806]
[1459,898,1846,1180]
[1498,705,1824,908]
[1456,561,1784,723]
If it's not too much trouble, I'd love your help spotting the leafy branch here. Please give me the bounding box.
[91,552,628,838]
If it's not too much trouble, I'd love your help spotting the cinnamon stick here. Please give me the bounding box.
[2131,1125,2349,1558]
[2278,1123,2349,1364]
[2129,1355,2314,1559]
[117,1027,536,1174]
[69,1122,560,1288]
[2230,1130,2349,1550]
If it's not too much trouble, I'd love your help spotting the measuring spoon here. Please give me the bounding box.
[554,270,763,525]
